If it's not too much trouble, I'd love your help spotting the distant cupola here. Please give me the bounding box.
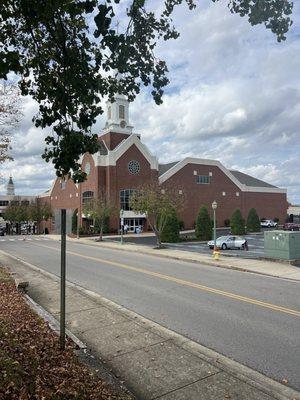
[7,176,15,195]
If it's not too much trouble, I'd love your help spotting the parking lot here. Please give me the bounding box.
[105,229,267,259]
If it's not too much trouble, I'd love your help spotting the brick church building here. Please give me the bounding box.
[41,94,288,233]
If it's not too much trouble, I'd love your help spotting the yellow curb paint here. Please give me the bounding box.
[28,242,300,318]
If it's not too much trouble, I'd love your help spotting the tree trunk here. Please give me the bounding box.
[99,225,103,241]
[154,230,162,248]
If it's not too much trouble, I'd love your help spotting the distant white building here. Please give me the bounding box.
[0,177,36,223]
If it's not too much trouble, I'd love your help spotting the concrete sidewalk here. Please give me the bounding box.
[1,253,299,400]
[48,234,300,281]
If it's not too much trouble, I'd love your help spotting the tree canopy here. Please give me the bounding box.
[0,82,22,165]
[230,209,245,235]
[130,182,185,248]
[82,192,115,240]
[246,208,261,232]
[195,205,212,241]
[0,0,293,180]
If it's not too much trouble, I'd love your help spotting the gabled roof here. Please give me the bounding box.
[159,157,286,194]
[158,162,179,176]
[93,134,159,170]
[230,170,277,188]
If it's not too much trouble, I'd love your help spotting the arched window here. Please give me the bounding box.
[82,191,94,204]
[119,105,125,119]
[120,189,136,211]
[108,106,112,120]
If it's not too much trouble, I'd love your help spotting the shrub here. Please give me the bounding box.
[161,209,180,243]
[195,205,212,240]
[230,209,245,235]
[179,220,185,230]
[78,226,85,235]
[247,208,260,232]
[274,217,279,223]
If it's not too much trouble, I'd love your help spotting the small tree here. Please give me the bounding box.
[195,205,212,240]
[29,203,52,234]
[161,208,180,243]
[247,208,260,232]
[130,182,185,248]
[83,193,114,241]
[231,209,245,235]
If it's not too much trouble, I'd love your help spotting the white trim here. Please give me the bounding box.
[159,157,286,194]
[93,134,159,170]
[242,186,286,193]
[122,211,146,218]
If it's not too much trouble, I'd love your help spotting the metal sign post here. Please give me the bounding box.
[120,209,124,245]
[60,209,66,350]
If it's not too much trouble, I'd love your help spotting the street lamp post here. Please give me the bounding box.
[212,200,218,251]
[120,209,124,245]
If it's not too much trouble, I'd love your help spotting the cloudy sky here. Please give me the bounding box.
[1,0,299,203]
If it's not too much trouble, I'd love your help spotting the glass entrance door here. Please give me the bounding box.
[124,218,145,233]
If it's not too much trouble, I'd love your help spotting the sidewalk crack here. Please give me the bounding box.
[107,338,172,361]
[151,371,221,400]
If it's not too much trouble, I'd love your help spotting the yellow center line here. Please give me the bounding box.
[28,241,300,317]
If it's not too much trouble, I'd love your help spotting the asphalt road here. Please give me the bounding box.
[1,237,299,390]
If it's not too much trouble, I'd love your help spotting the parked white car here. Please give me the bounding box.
[260,219,277,228]
[208,235,248,250]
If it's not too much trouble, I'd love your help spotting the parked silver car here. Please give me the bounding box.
[260,219,277,228]
[208,235,247,250]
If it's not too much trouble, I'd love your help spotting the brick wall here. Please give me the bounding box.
[161,164,287,229]
[109,144,158,231]
[242,192,288,224]
[100,131,130,150]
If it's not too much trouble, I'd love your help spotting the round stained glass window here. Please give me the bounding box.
[128,160,140,175]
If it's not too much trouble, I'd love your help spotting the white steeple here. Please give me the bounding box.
[103,73,134,135]
[7,176,15,196]
[103,94,134,135]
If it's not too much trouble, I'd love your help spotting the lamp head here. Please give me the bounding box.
[212,200,217,210]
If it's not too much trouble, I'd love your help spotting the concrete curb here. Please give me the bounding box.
[24,294,87,350]
[2,250,299,400]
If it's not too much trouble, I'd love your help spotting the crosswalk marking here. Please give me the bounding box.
[0,237,50,242]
